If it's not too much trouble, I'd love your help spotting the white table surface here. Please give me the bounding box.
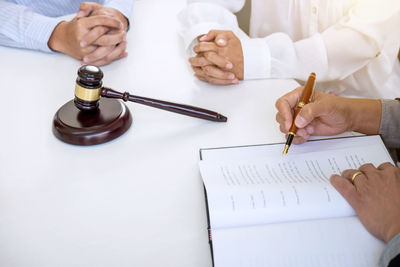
[0,1,298,266]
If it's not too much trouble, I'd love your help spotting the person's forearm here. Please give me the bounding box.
[342,97,382,134]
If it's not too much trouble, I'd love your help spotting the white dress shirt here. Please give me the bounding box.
[178,0,400,98]
[0,0,134,53]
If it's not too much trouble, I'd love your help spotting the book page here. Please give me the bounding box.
[199,136,393,229]
[211,216,385,267]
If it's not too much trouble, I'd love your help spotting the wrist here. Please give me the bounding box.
[48,21,68,53]
[346,98,381,134]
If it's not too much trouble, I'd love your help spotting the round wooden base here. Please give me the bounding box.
[52,98,132,145]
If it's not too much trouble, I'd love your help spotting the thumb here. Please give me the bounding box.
[199,30,228,47]
[294,102,327,129]
[77,2,100,18]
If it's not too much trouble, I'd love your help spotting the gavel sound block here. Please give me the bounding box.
[52,65,227,146]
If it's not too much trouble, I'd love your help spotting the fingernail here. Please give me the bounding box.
[226,63,233,69]
[77,11,85,17]
[217,39,226,45]
[232,79,239,84]
[83,57,89,63]
[228,73,235,79]
[120,22,124,29]
[295,115,307,128]
[80,40,87,47]
[199,35,207,41]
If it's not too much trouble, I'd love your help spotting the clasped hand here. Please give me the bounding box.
[48,2,128,66]
[190,30,244,85]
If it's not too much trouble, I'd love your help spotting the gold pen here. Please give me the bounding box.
[283,72,316,156]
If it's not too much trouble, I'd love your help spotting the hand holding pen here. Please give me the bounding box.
[275,74,381,153]
[282,73,316,155]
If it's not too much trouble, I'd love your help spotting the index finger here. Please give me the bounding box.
[194,42,218,54]
[203,51,233,69]
[80,25,109,47]
[330,174,361,211]
[83,15,123,30]
[275,87,303,132]
[200,30,231,46]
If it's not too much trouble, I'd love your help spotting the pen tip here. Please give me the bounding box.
[218,114,228,122]
[282,145,289,156]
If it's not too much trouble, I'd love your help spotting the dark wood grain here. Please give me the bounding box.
[101,87,227,122]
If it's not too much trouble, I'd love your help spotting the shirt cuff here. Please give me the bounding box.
[379,99,400,148]
[379,233,400,267]
[241,38,271,80]
[25,15,64,53]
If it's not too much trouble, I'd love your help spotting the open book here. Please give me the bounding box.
[199,135,393,267]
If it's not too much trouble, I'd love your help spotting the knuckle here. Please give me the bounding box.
[359,163,375,172]
[275,98,283,109]
[204,51,213,60]
[275,113,281,122]
[341,169,352,178]
[378,162,394,169]
[301,107,313,120]
[203,65,212,74]
[199,43,209,50]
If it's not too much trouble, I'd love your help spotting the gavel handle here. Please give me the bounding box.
[101,87,227,122]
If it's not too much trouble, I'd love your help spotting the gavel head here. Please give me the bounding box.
[74,65,104,111]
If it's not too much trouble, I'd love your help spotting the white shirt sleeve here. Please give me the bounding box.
[179,0,400,83]
[0,1,64,53]
[244,0,400,82]
[178,0,245,51]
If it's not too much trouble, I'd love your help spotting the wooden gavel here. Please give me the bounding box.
[74,65,227,122]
